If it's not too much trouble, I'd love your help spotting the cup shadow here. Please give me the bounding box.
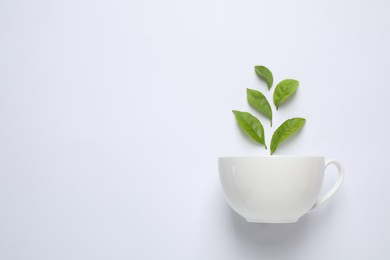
[229,206,310,244]
[225,201,335,255]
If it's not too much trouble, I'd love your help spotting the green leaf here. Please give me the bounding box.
[270,118,306,154]
[232,110,267,149]
[273,79,299,110]
[246,88,273,126]
[255,65,273,90]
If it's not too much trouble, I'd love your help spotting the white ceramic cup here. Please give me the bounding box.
[218,156,344,223]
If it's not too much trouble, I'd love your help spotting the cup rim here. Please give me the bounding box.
[218,155,325,159]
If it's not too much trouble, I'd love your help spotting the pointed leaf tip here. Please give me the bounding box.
[232,110,267,149]
[273,79,299,108]
[270,117,306,154]
[255,65,274,90]
[246,88,273,125]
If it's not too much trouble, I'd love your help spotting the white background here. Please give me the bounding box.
[1,0,390,259]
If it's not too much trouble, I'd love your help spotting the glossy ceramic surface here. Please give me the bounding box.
[218,156,344,223]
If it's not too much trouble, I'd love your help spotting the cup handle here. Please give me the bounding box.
[310,160,345,211]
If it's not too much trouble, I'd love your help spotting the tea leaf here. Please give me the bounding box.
[270,118,306,154]
[255,65,273,90]
[246,88,273,126]
[232,110,267,149]
[273,79,299,110]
